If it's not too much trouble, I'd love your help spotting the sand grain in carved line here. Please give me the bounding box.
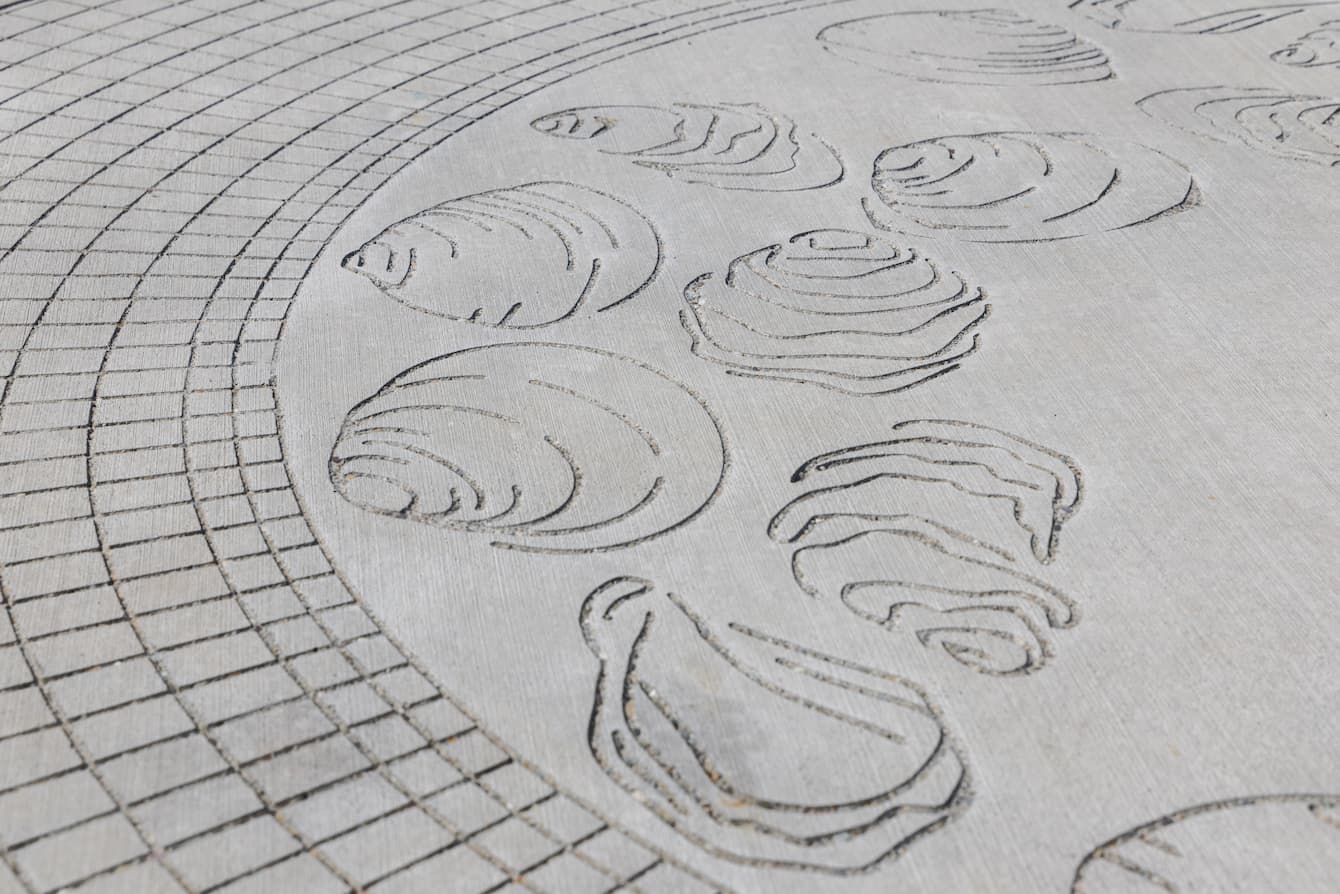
[340,181,660,327]
[330,343,727,554]
[865,132,1199,243]
[530,102,844,192]
[680,229,989,395]
[819,9,1114,86]
[1140,86,1340,167]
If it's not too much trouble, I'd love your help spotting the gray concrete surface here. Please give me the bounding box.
[0,0,1336,891]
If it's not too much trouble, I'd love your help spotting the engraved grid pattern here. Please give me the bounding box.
[0,0,850,890]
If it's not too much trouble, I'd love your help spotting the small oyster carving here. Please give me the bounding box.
[770,420,1084,676]
[531,102,843,191]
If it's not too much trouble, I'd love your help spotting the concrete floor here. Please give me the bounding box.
[0,0,1337,891]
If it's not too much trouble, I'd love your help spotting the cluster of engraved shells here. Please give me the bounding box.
[319,1,1340,879]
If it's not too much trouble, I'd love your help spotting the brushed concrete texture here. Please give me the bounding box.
[0,0,1336,892]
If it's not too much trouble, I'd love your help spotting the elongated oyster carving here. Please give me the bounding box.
[581,576,971,872]
[819,9,1114,86]
[1069,0,1340,33]
[1138,86,1340,167]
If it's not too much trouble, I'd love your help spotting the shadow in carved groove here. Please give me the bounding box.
[530,102,844,192]
[1073,794,1340,892]
[865,133,1199,244]
[330,342,728,554]
[680,229,989,395]
[580,576,971,873]
[1068,0,1340,32]
[769,420,1083,676]
[1138,86,1340,167]
[818,9,1115,86]
[340,181,661,327]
